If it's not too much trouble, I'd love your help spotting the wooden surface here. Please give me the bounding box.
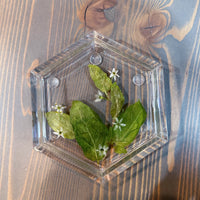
[0,0,200,199]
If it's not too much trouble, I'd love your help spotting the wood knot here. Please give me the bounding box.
[78,0,117,31]
[139,11,168,43]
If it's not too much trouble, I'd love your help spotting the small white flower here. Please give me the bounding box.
[53,127,65,138]
[96,145,109,157]
[52,103,66,113]
[113,118,126,131]
[94,90,105,102]
[108,68,120,81]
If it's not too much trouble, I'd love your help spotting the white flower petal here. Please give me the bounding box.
[52,104,66,113]
[104,146,109,151]
[94,90,105,102]
[53,132,61,139]
[51,105,57,109]
[114,125,118,130]
[115,118,119,123]
[98,90,103,96]
[96,145,109,157]
[95,94,99,98]
[53,131,59,135]
[119,118,123,123]
[112,118,126,131]
[109,74,114,78]
[94,98,101,102]
[108,68,120,81]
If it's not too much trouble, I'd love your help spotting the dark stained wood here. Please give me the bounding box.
[0,0,200,199]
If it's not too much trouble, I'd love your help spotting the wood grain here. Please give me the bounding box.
[0,0,200,199]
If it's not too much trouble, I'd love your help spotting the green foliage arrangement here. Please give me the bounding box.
[46,65,146,162]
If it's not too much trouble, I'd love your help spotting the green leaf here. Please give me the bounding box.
[110,82,125,119]
[113,101,147,153]
[88,64,112,94]
[114,144,127,154]
[107,126,114,146]
[70,101,109,162]
[46,112,75,139]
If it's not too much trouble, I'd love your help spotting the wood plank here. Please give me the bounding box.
[0,0,200,199]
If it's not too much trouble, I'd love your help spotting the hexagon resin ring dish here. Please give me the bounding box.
[30,31,168,183]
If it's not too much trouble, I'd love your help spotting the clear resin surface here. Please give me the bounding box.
[30,31,168,182]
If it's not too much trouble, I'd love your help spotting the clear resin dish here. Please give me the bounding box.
[30,31,168,182]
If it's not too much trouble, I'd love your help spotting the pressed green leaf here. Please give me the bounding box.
[70,101,109,162]
[113,101,147,153]
[107,126,115,146]
[88,64,112,94]
[46,112,75,139]
[110,82,125,119]
[114,144,127,154]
